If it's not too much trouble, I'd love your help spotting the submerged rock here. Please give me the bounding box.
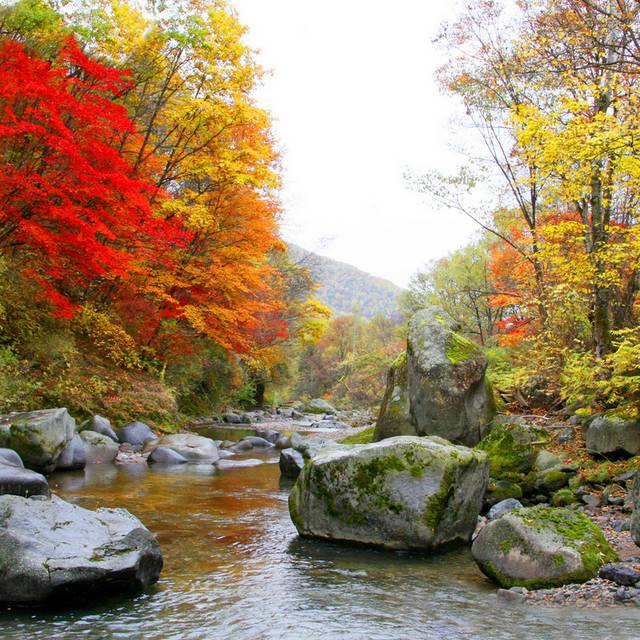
[406,308,495,446]
[80,430,119,464]
[116,421,157,448]
[0,495,162,605]
[55,434,87,471]
[157,434,219,463]
[80,415,118,442]
[279,448,304,479]
[0,408,76,473]
[583,416,640,458]
[289,435,489,551]
[471,506,618,589]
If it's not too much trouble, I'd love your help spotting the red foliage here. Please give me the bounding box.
[0,37,183,316]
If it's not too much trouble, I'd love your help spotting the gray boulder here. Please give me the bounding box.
[534,450,563,472]
[0,449,23,468]
[374,353,413,441]
[240,436,274,449]
[279,448,304,479]
[148,447,189,465]
[55,434,87,471]
[583,416,640,457]
[255,429,280,444]
[0,462,50,498]
[80,415,118,442]
[405,308,494,447]
[116,421,156,448]
[79,430,119,464]
[275,435,292,450]
[0,495,162,604]
[157,434,219,463]
[487,498,523,521]
[472,506,618,589]
[0,408,76,473]
[223,412,243,424]
[289,435,489,550]
[304,398,337,415]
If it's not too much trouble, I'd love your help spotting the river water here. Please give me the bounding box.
[0,446,637,640]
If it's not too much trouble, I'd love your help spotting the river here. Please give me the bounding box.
[0,442,637,639]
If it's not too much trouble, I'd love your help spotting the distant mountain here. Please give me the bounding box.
[288,244,404,320]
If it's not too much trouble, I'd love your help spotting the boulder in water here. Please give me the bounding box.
[148,446,189,465]
[157,434,219,463]
[0,494,162,604]
[80,430,119,464]
[55,434,87,471]
[0,455,50,497]
[80,415,118,442]
[279,448,304,479]
[289,435,489,551]
[0,408,76,473]
[116,421,156,448]
[472,505,618,589]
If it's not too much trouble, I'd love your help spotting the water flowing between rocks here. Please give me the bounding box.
[0,433,636,640]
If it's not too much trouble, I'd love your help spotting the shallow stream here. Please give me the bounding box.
[0,443,637,639]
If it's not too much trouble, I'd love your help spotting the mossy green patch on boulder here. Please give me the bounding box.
[472,506,618,589]
[374,353,415,441]
[484,480,523,507]
[551,488,577,507]
[339,426,375,445]
[288,436,489,551]
[475,419,548,480]
[445,332,481,365]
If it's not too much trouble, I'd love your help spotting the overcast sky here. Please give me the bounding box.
[232,0,480,288]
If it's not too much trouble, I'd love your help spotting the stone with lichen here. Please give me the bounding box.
[289,435,488,551]
[472,505,618,589]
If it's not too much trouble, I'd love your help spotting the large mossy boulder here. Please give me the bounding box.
[472,506,618,589]
[405,308,495,447]
[583,416,640,458]
[374,352,414,441]
[289,436,489,551]
[0,408,76,473]
[0,495,163,605]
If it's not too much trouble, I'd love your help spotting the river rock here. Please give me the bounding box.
[289,435,489,550]
[0,494,162,604]
[0,408,76,473]
[79,430,119,464]
[631,472,640,546]
[374,353,413,440]
[80,415,118,442]
[406,308,495,447]
[471,506,618,589]
[0,460,50,498]
[275,435,292,450]
[304,398,337,415]
[55,434,87,471]
[583,416,640,457]
[599,562,640,586]
[487,498,522,521]
[223,412,243,424]
[534,450,563,472]
[255,429,280,444]
[157,434,219,463]
[279,448,304,479]
[116,422,156,448]
[240,436,274,449]
[148,446,189,465]
[0,449,23,468]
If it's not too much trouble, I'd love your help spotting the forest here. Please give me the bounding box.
[0,0,640,634]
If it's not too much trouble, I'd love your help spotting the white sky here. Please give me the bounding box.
[233,0,480,288]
